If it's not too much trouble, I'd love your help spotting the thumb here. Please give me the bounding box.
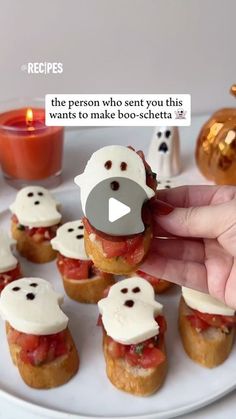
[157,200,236,239]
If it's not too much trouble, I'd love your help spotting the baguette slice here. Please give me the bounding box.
[6,323,79,389]
[84,227,152,275]
[103,333,167,396]
[11,221,57,263]
[179,297,235,368]
[62,273,115,304]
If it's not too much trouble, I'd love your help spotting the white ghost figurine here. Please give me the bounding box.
[74,145,155,214]
[0,230,17,274]
[51,220,90,260]
[10,186,62,228]
[98,277,163,345]
[0,277,68,335]
[147,126,181,178]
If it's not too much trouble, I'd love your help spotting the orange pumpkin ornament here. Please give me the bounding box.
[195,85,236,185]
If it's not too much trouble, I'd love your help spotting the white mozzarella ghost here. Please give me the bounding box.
[0,278,68,335]
[0,230,18,274]
[74,145,155,214]
[147,126,181,178]
[98,277,163,345]
[51,220,90,260]
[10,186,62,228]
[182,287,235,316]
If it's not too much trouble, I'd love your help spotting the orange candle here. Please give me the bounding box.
[0,107,64,186]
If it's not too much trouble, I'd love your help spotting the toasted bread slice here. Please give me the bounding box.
[103,333,167,396]
[11,221,57,263]
[179,297,235,368]
[6,324,79,389]
[62,273,115,304]
[84,227,152,275]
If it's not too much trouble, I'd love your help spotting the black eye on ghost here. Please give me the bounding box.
[104,160,128,171]
[27,191,44,198]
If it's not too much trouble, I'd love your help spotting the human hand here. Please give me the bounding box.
[140,185,236,309]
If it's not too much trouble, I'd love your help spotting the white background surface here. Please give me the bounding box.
[0,0,236,114]
[0,116,236,418]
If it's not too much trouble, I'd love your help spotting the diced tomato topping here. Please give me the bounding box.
[12,215,58,242]
[191,309,236,330]
[187,315,210,332]
[57,253,105,280]
[7,326,68,366]
[83,218,145,263]
[136,270,161,287]
[57,253,92,279]
[0,264,21,292]
[104,315,166,369]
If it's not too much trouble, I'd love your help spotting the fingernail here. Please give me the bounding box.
[151,199,175,216]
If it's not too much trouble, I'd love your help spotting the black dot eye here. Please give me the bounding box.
[110,181,119,191]
[104,160,112,170]
[124,300,134,307]
[165,185,171,189]
[30,283,38,287]
[27,192,34,197]
[165,130,171,138]
[157,132,162,138]
[38,192,43,196]
[68,228,74,232]
[121,288,128,294]
[12,286,20,291]
[76,235,83,239]
[26,293,35,300]
[132,287,140,293]
[78,225,84,230]
[120,162,127,171]
[34,201,40,205]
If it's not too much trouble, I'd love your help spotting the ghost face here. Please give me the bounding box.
[147,126,181,178]
[0,278,68,335]
[10,186,62,228]
[98,277,163,344]
[0,230,17,274]
[75,145,155,214]
[51,220,89,260]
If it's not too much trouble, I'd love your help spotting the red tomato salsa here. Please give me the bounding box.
[12,214,59,243]
[7,325,68,366]
[99,315,166,369]
[187,308,236,332]
[0,264,21,292]
[57,253,104,280]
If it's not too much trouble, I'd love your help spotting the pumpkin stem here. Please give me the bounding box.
[230,84,236,97]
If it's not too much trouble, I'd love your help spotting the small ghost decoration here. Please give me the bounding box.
[98,277,163,345]
[147,126,181,178]
[10,186,61,228]
[51,220,90,260]
[0,230,17,274]
[74,145,155,215]
[0,278,68,335]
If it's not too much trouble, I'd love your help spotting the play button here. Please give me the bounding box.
[84,177,149,236]
[108,198,131,222]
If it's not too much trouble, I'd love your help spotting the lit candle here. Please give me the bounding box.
[0,105,64,187]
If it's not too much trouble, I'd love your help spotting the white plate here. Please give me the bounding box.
[0,189,235,419]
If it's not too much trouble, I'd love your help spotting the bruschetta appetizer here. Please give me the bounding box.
[51,220,115,303]
[98,277,167,396]
[75,145,157,275]
[0,277,79,389]
[0,230,21,292]
[179,287,236,368]
[132,270,172,294]
[10,186,62,263]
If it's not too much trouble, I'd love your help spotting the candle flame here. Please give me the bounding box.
[26,108,33,125]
